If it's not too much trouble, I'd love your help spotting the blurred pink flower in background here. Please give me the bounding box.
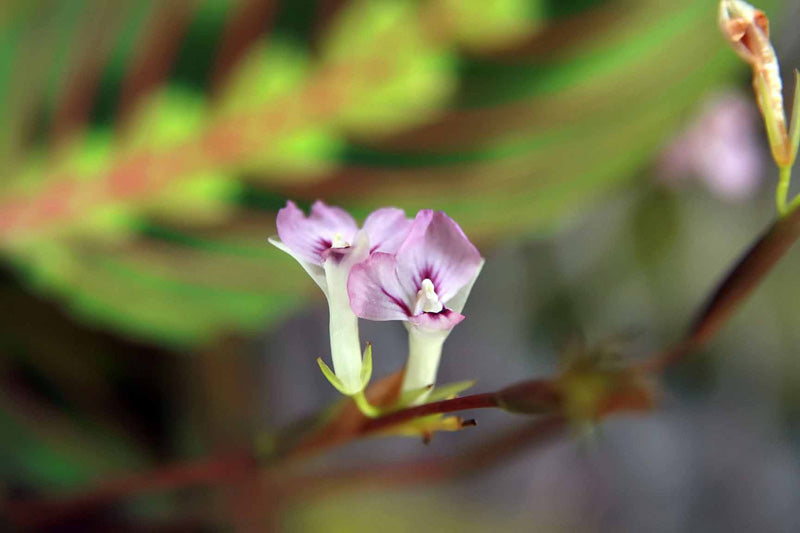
[658,92,766,201]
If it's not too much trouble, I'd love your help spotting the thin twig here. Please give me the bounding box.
[360,392,499,434]
[6,452,255,530]
[279,416,567,500]
[645,205,800,372]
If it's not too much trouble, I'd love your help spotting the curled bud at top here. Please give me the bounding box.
[718,0,794,168]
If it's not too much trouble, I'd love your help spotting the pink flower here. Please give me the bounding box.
[269,200,413,395]
[658,92,765,202]
[348,210,483,329]
[275,201,412,265]
[347,210,484,397]
[271,200,413,291]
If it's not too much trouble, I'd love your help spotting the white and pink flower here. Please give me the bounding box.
[348,210,484,399]
[657,92,765,202]
[270,201,483,405]
[269,200,412,395]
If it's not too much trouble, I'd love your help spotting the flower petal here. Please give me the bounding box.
[362,207,413,254]
[396,210,483,302]
[309,200,358,233]
[347,252,414,321]
[408,309,465,332]
[446,258,484,313]
[268,237,327,294]
[276,200,358,265]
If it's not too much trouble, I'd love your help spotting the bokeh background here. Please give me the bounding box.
[2,0,800,531]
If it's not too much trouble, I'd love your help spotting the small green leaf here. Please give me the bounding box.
[755,70,790,167]
[397,384,434,406]
[789,69,800,165]
[359,343,373,389]
[317,357,351,395]
[425,380,477,402]
[397,379,476,406]
[352,389,382,418]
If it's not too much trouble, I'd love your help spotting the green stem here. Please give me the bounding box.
[777,165,792,216]
[352,390,383,418]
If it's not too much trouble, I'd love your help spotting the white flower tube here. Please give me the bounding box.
[347,209,484,404]
[322,232,368,393]
[401,259,484,402]
[270,200,412,396]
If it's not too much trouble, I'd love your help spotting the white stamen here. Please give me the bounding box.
[415,278,443,314]
[331,232,349,249]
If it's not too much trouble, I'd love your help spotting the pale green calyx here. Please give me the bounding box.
[401,325,449,404]
[318,343,381,418]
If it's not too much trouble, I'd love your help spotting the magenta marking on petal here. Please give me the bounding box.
[321,245,353,264]
[382,288,412,316]
[416,264,442,291]
[395,210,482,303]
[408,308,465,331]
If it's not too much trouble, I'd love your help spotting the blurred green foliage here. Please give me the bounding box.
[0,0,773,346]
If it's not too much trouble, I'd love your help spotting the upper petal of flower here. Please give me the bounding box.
[446,258,485,314]
[268,237,328,294]
[395,210,483,303]
[347,252,415,321]
[276,200,359,265]
[362,207,413,254]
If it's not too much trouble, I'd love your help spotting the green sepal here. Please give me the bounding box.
[789,70,800,166]
[316,357,352,396]
[352,389,382,418]
[318,346,383,417]
[397,385,434,406]
[359,343,373,390]
[397,379,476,407]
[380,413,472,440]
[755,70,790,167]
[425,380,477,402]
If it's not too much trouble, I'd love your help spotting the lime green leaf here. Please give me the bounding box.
[317,357,351,396]
[789,69,800,165]
[360,343,373,388]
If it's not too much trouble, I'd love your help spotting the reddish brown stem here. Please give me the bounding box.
[281,416,567,500]
[646,205,800,372]
[6,452,255,530]
[361,392,499,434]
[8,200,800,528]
[688,207,800,345]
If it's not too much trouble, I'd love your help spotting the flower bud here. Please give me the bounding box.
[718,0,794,167]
